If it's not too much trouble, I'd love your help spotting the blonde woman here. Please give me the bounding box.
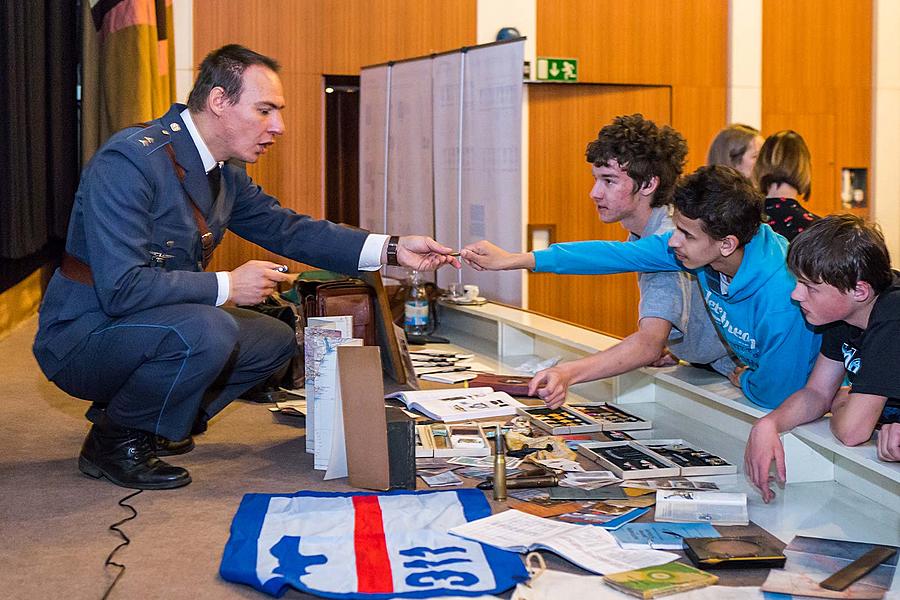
[706,124,763,178]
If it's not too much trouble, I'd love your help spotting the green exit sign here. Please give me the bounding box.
[536,57,578,81]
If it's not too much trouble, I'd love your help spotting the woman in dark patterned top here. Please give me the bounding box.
[751,130,821,241]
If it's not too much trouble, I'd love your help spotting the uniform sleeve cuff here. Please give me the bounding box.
[215,271,230,306]
[359,233,390,271]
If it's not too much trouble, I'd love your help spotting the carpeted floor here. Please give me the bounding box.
[0,317,350,599]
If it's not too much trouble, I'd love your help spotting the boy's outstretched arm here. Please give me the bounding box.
[529,317,673,408]
[461,240,535,271]
[744,355,844,503]
[462,234,682,275]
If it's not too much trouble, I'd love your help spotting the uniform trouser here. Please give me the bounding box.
[50,304,296,441]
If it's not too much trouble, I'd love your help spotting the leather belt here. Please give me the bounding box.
[60,253,94,285]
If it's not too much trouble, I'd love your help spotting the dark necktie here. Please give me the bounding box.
[207,164,221,200]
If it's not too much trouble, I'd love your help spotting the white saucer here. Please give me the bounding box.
[442,296,487,306]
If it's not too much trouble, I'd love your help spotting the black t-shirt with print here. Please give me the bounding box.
[819,276,900,422]
[764,197,820,242]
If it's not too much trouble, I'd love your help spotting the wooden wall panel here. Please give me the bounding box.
[537,0,727,170]
[195,0,476,273]
[322,0,477,74]
[533,0,726,337]
[528,85,672,338]
[762,0,871,218]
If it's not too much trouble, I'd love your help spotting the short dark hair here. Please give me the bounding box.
[585,114,688,207]
[673,165,765,246]
[752,130,812,199]
[187,44,280,112]
[788,214,893,294]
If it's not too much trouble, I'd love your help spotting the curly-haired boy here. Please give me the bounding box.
[461,114,734,407]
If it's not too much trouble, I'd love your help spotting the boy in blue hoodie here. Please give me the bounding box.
[462,165,821,409]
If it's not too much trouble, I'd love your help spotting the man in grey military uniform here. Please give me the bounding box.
[33,45,458,490]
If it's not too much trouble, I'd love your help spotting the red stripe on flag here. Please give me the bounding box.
[352,496,394,593]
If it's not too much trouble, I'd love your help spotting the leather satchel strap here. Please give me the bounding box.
[160,143,215,269]
[132,121,215,269]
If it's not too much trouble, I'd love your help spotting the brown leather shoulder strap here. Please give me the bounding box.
[129,120,214,267]
[159,138,215,269]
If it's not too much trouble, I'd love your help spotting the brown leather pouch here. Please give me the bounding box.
[312,281,376,346]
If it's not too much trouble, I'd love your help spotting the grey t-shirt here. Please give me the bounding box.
[631,207,736,375]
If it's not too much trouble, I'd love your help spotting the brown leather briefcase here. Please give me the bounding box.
[308,280,376,346]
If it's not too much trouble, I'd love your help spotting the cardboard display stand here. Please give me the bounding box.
[337,346,415,490]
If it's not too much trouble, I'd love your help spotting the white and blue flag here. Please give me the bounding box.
[220,489,527,598]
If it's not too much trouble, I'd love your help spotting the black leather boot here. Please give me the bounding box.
[151,435,195,457]
[78,421,192,490]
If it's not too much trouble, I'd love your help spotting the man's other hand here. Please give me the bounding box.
[460,240,535,271]
[229,260,293,305]
[394,236,461,271]
[877,423,900,462]
[528,365,572,409]
[744,417,786,503]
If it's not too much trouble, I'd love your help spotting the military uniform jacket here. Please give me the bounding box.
[34,103,367,378]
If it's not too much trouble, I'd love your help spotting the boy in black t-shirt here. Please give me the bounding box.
[745,214,900,502]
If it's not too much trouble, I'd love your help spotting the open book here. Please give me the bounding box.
[448,509,677,575]
[386,387,523,422]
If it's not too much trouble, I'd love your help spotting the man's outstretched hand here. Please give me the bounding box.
[390,236,461,271]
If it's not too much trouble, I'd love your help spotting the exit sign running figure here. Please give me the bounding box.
[536,57,578,81]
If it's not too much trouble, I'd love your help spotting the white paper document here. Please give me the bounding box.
[304,328,342,453]
[448,509,677,575]
[324,371,349,480]
[307,316,353,337]
[654,490,749,526]
[419,371,480,384]
[304,316,354,455]
[312,337,362,472]
[531,458,585,473]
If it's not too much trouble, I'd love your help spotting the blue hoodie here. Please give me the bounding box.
[533,224,820,409]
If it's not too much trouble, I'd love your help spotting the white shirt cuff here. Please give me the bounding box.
[358,233,389,271]
[215,271,230,306]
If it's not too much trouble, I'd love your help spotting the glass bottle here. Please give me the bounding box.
[404,270,430,336]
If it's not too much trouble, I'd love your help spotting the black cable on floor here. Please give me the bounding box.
[101,489,143,600]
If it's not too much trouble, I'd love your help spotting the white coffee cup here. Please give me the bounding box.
[462,284,480,302]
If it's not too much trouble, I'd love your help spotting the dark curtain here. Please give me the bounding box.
[0,0,79,260]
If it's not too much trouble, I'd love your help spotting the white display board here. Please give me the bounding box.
[359,65,389,234]
[432,42,523,304]
[360,40,524,302]
[386,58,434,238]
